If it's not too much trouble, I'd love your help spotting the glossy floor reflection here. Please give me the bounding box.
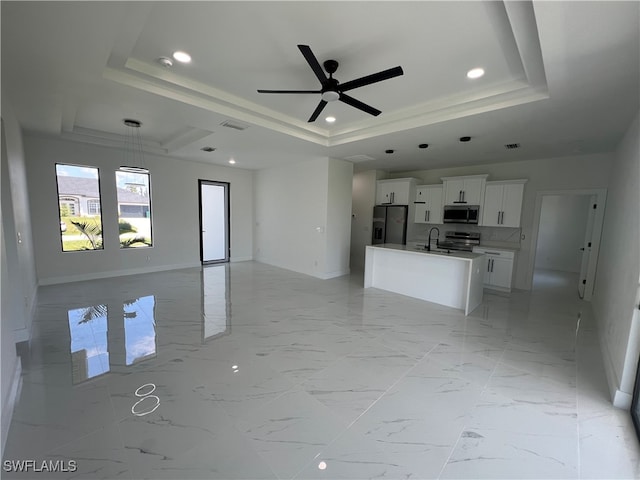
[3,263,639,479]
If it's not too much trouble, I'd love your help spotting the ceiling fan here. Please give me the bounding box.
[257,45,404,123]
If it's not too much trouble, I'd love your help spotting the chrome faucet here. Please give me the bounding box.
[427,227,440,251]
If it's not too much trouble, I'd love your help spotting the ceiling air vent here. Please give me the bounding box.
[344,154,375,162]
[220,120,249,131]
[504,143,520,149]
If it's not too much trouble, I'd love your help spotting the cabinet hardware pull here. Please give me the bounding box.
[425,210,428,222]
[491,259,494,272]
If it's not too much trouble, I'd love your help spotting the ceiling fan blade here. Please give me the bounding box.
[339,66,404,92]
[298,45,328,84]
[257,89,321,94]
[339,93,381,116]
[308,100,328,122]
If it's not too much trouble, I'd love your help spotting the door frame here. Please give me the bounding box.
[198,180,230,265]
[528,188,607,300]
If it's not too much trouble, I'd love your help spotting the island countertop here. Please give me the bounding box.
[369,243,485,261]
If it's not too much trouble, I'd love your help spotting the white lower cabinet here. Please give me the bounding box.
[472,247,515,291]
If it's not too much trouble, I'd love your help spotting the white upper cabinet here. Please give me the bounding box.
[414,185,443,224]
[376,178,417,205]
[481,180,527,227]
[442,175,488,205]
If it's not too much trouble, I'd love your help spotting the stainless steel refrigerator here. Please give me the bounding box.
[372,205,408,245]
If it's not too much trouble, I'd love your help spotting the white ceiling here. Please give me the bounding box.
[2,1,638,172]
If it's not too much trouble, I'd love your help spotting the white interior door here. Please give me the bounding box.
[578,196,597,298]
[200,181,229,264]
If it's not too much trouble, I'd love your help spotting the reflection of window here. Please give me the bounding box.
[124,296,156,365]
[56,164,104,252]
[68,304,109,384]
[116,171,153,248]
[87,199,101,215]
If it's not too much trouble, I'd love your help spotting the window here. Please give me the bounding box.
[87,199,101,215]
[56,164,104,251]
[59,197,79,216]
[116,170,153,248]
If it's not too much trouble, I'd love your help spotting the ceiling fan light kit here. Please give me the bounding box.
[257,44,404,123]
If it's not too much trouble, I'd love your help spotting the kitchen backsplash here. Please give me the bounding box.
[411,224,522,249]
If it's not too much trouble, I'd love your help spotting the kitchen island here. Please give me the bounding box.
[364,244,485,315]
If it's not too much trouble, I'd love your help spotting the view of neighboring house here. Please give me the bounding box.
[57,176,150,218]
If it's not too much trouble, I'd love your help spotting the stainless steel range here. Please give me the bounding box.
[437,231,481,252]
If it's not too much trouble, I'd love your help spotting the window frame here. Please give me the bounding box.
[115,169,154,249]
[55,163,104,253]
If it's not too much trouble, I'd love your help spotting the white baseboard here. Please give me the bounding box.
[612,389,633,410]
[38,262,202,286]
[230,256,253,262]
[1,358,22,458]
[318,268,351,280]
[255,259,350,280]
[600,332,632,410]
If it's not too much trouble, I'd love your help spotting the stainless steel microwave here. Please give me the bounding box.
[443,205,480,224]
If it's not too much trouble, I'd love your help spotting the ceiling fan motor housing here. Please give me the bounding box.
[321,77,340,102]
[257,45,404,122]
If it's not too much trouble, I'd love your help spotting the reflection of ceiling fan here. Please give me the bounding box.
[257,45,404,123]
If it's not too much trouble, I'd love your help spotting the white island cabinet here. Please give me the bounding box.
[364,244,485,315]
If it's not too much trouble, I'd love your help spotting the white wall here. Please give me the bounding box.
[325,158,354,277]
[255,157,353,279]
[1,103,38,340]
[1,100,34,454]
[535,194,591,272]
[376,153,612,290]
[592,112,640,408]
[24,135,254,284]
[350,170,380,271]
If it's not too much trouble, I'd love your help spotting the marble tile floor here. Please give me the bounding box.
[2,263,639,479]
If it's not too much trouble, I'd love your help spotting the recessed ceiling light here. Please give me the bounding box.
[459,136,472,142]
[467,67,485,79]
[228,159,236,164]
[201,146,216,152]
[418,143,429,149]
[172,51,192,63]
[325,116,336,123]
[385,149,395,154]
